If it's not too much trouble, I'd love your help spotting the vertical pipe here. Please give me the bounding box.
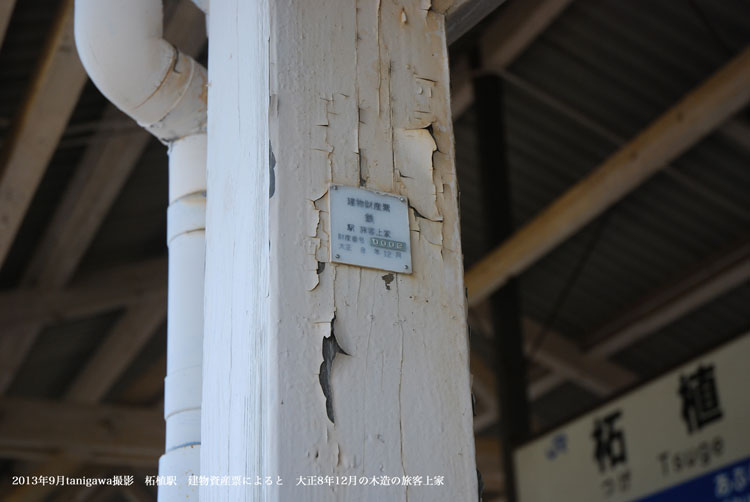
[75,0,207,142]
[159,133,207,501]
[473,72,530,501]
[75,3,208,500]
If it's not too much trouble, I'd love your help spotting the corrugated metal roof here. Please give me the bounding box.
[455,0,750,428]
[612,284,750,379]
[457,0,749,332]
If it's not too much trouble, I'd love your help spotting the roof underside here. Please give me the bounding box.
[0,0,748,499]
[455,0,750,427]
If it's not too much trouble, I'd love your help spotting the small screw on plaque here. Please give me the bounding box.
[404,265,409,270]
[335,254,341,259]
[332,185,338,190]
[399,197,405,202]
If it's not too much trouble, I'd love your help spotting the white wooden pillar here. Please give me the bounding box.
[201,1,477,500]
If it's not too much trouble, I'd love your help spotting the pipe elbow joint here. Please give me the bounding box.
[75,0,206,142]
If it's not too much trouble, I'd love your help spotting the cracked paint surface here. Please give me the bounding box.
[394,128,440,221]
[264,0,477,500]
[319,315,349,423]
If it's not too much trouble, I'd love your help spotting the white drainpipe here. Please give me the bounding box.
[75,1,206,500]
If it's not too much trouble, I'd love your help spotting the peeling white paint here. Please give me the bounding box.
[304,237,322,291]
[202,1,475,500]
[394,128,441,222]
[416,216,443,247]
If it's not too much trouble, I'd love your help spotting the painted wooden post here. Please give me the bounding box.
[202,1,477,500]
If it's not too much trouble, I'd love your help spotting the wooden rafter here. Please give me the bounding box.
[2,310,167,502]
[22,109,152,288]
[444,0,506,45]
[479,0,573,69]
[0,115,155,391]
[465,48,750,307]
[64,300,168,403]
[450,0,575,118]
[472,246,749,496]
[589,242,750,354]
[469,242,749,432]
[529,242,750,397]
[0,0,207,399]
[0,0,86,268]
[0,356,168,476]
[492,68,750,221]
[0,398,162,464]
[0,257,166,393]
[2,3,207,498]
[469,303,637,397]
[3,333,168,502]
[524,318,637,395]
[0,258,167,330]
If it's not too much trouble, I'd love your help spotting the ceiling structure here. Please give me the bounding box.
[0,0,748,500]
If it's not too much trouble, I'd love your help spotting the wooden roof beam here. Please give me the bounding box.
[588,243,750,357]
[470,243,748,422]
[470,301,637,396]
[475,247,748,481]
[21,109,152,288]
[523,318,637,395]
[3,339,168,502]
[0,398,162,465]
[530,242,750,397]
[0,258,167,330]
[493,68,750,221]
[451,0,575,118]
[0,0,207,399]
[2,361,168,501]
[64,299,167,403]
[0,258,165,393]
[1,303,168,501]
[0,0,87,268]
[444,0,506,45]
[3,4,205,496]
[465,48,750,307]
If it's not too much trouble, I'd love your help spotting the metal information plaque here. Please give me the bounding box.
[329,184,412,274]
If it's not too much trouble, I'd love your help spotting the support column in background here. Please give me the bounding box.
[473,72,530,502]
